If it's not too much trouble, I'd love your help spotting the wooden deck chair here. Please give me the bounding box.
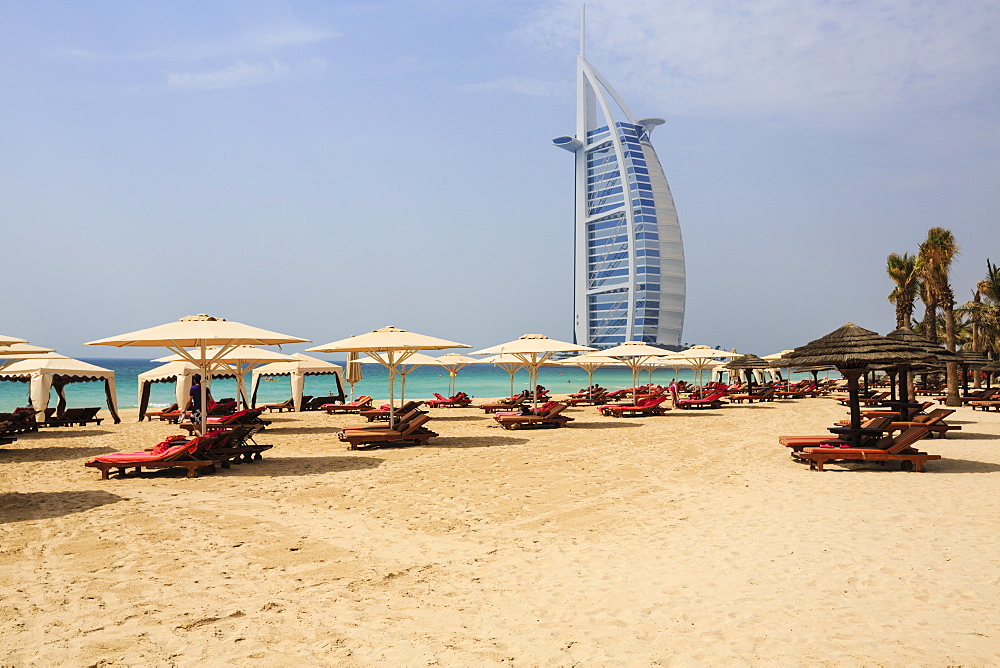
[338,414,437,450]
[792,426,939,472]
[85,435,220,480]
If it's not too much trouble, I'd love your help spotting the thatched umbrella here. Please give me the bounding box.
[980,360,1000,388]
[883,328,956,418]
[777,323,931,447]
[725,353,770,396]
[957,350,989,395]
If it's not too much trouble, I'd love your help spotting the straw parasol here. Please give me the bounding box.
[956,350,990,395]
[154,345,296,409]
[558,353,625,394]
[87,314,309,434]
[777,323,932,446]
[433,353,480,396]
[596,341,675,403]
[724,353,771,395]
[980,359,1000,388]
[882,328,957,414]
[307,326,470,425]
[473,335,594,408]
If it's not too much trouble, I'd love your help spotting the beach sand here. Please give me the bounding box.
[2,397,999,665]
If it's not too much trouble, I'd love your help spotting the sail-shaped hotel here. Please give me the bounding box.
[553,35,685,348]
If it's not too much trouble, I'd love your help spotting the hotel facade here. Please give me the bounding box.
[553,50,685,348]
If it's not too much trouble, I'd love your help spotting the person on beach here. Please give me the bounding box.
[187,374,212,424]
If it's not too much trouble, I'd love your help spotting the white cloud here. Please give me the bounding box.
[514,0,1000,125]
[166,58,326,90]
[461,76,568,97]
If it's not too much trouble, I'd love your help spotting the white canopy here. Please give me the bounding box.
[0,354,120,423]
[250,353,344,411]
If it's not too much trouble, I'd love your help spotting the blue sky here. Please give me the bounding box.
[2,0,998,359]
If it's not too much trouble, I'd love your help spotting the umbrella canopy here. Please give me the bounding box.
[250,353,344,410]
[345,352,363,400]
[473,334,594,408]
[137,361,238,421]
[0,334,28,346]
[475,353,531,398]
[0,354,120,423]
[87,314,308,433]
[307,326,469,423]
[0,343,59,372]
[778,323,932,444]
[597,341,675,402]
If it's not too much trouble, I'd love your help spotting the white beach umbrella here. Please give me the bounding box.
[673,345,738,388]
[0,343,58,371]
[354,351,448,404]
[473,334,594,408]
[307,326,470,425]
[596,341,676,403]
[558,353,625,393]
[0,335,28,346]
[87,314,309,434]
[474,353,530,399]
[433,353,479,396]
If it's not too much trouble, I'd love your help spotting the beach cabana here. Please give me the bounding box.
[0,354,121,423]
[250,353,345,410]
[137,361,240,421]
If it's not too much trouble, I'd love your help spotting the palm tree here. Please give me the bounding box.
[919,228,959,405]
[976,259,1000,358]
[886,252,922,329]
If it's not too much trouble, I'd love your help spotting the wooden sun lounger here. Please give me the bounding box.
[143,403,180,421]
[358,401,424,423]
[338,414,437,450]
[792,426,939,471]
[46,407,103,427]
[85,435,221,480]
[323,396,373,414]
[478,392,530,413]
[970,400,1000,412]
[495,403,573,430]
[598,396,669,417]
[260,398,295,412]
[780,417,895,451]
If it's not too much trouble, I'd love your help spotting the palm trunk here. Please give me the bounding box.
[923,302,938,343]
[944,302,961,407]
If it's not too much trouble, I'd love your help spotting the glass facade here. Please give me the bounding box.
[555,55,685,348]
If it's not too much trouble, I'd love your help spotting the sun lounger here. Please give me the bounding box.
[358,401,425,422]
[338,414,437,449]
[143,403,180,421]
[970,399,1000,412]
[479,391,530,413]
[85,434,220,479]
[792,426,940,471]
[177,408,270,434]
[260,398,295,412]
[426,392,473,408]
[323,396,373,414]
[669,386,726,410]
[0,408,40,433]
[598,395,669,417]
[495,403,573,430]
[934,388,997,404]
[780,417,895,451]
[203,426,272,464]
[726,387,775,404]
[45,407,103,427]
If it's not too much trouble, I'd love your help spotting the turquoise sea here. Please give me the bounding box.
[0,358,795,413]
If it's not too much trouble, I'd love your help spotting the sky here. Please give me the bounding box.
[2,0,998,359]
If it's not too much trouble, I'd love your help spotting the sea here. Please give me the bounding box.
[0,358,796,413]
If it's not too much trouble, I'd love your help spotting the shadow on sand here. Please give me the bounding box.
[0,445,117,463]
[19,429,115,439]
[217,455,384,476]
[0,490,126,523]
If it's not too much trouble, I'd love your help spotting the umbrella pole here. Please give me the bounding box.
[200,342,208,436]
[842,368,864,448]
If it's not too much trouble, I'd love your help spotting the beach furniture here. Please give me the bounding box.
[970,399,1000,412]
[479,391,530,413]
[358,400,425,422]
[495,402,572,430]
[598,395,669,417]
[338,413,438,449]
[935,387,997,404]
[669,386,726,409]
[177,408,270,435]
[203,425,272,464]
[426,392,472,408]
[45,407,103,427]
[837,391,889,406]
[323,396,373,414]
[85,434,220,480]
[565,390,608,406]
[792,426,940,472]
[142,403,181,421]
[342,408,424,432]
[304,396,358,411]
[0,408,40,433]
[260,398,296,412]
[780,416,895,451]
[725,387,775,404]
[860,401,935,419]
[881,408,961,438]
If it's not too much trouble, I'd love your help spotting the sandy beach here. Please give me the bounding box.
[2,396,999,665]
